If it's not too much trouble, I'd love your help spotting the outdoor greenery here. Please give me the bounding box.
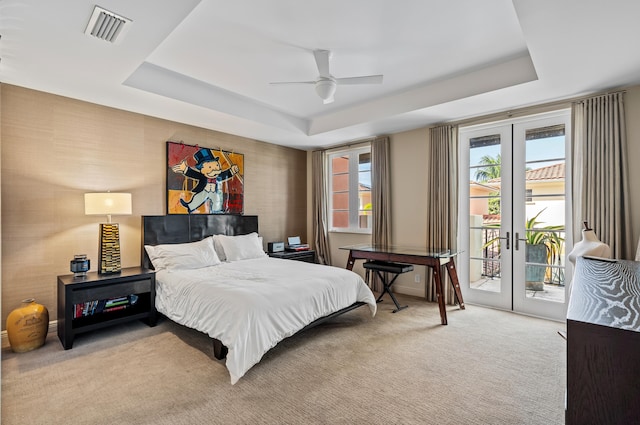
[525,209,564,247]
[525,209,565,285]
[474,154,501,181]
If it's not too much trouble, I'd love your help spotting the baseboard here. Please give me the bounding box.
[393,285,424,298]
[1,321,57,350]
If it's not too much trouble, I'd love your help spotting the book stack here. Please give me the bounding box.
[73,294,139,319]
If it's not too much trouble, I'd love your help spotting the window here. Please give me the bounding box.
[328,146,372,232]
[526,189,533,202]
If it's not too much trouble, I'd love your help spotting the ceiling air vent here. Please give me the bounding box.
[84,6,132,43]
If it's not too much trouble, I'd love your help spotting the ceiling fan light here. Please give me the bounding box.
[315,79,337,101]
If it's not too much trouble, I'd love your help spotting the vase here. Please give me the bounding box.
[6,298,49,352]
[525,244,548,291]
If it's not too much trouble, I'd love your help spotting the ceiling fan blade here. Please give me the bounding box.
[271,50,379,104]
[335,75,383,85]
[314,49,331,78]
[269,81,316,85]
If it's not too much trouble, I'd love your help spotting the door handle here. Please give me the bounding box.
[515,232,527,251]
[497,231,510,250]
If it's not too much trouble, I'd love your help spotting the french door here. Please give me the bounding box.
[458,110,572,321]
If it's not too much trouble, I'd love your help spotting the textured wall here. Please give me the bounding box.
[0,84,307,327]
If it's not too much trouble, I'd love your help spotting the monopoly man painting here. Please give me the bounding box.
[166,141,244,214]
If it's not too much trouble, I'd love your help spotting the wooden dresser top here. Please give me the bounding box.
[568,256,640,332]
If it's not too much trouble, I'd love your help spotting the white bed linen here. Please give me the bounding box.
[155,257,377,384]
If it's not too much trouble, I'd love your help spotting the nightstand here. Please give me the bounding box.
[268,250,316,263]
[57,266,156,349]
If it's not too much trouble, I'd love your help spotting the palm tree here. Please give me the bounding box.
[474,154,501,182]
[474,154,501,214]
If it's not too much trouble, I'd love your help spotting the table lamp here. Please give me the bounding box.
[84,192,132,274]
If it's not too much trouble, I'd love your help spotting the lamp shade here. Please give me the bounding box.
[84,193,132,216]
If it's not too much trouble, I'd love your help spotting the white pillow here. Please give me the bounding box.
[145,237,221,271]
[216,233,267,262]
[212,234,227,262]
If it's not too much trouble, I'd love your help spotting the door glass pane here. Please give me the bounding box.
[469,134,502,292]
[358,152,372,229]
[331,155,349,229]
[523,126,566,303]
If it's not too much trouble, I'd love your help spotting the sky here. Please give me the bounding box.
[470,135,566,180]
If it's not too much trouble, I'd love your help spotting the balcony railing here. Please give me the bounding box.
[476,227,565,286]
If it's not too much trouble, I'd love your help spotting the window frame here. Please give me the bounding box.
[327,145,372,234]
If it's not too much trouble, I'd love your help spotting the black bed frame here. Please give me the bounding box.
[142,215,365,360]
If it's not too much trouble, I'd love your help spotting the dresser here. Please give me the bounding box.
[267,250,316,263]
[566,256,640,424]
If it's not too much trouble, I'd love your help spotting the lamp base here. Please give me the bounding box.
[99,223,122,274]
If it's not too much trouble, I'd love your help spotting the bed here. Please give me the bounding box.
[142,215,377,384]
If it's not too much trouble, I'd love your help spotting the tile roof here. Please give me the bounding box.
[525,162,565,181]
[483,214,502,224]
[486,162,565,183]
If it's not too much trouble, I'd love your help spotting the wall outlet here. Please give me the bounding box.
[414,273,421,283]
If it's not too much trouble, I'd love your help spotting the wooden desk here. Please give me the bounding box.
[341,244,465,325]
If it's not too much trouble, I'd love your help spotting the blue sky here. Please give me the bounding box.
[470,135,565,180]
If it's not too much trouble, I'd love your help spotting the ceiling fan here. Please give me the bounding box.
[270,49,383,104]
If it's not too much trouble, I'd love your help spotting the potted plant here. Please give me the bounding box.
[481,208,565,290]
[525,209,564,291]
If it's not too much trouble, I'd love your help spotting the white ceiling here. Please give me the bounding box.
[2,0,640,150]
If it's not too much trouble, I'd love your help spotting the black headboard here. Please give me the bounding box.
[141,215,259,269]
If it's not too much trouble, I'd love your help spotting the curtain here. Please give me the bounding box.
[426,125,459,304]
[312,150,331,265]
[572,92,632,259]
[371,136,391,293]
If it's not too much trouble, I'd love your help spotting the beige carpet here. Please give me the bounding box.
[1,295,567,425]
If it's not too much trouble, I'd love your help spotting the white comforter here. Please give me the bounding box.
[155,257,377,384]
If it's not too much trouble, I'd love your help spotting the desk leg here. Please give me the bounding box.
[432,264,447,325]
[346,251,355,271]
[446,258,465,310]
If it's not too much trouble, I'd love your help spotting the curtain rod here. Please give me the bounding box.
[572,89,627,105]
[432,87,628,128]
[314,135,389,153]
[314,86,630,145]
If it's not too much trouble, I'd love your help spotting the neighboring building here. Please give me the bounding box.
[478,162,566,226]
[521,163,565,227]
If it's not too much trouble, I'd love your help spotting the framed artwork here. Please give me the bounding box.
[166,141,244,214]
